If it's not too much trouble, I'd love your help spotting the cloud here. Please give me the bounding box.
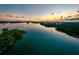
[6,14,25,19]
[51,11,61,15]
[51,12,54,15]
[64,10,79,20]
[6,14,13,17]
[21,16,24,18]
[6,14,19,18]
[57,11,61,14]
[70,18,79,20]
[67,16,72,18]
[65,17,79,20]
[77,10,79,13]
[15,16,20,18]
[36,18,39,19]
[15,16,25,18]
[74,14,79,17]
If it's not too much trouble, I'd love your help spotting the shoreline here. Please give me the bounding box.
[0,28,26,54]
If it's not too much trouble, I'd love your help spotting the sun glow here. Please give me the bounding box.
[0,4,79,22]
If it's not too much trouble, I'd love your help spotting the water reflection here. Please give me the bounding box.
[3,23,79,55]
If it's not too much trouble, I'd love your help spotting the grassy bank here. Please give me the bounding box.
[0,28,26,54]
[56,25,79,38]
[40,22,79,39]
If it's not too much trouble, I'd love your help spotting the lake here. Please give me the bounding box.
[1,23,79,55]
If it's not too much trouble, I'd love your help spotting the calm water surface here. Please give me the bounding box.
[1,23,79,55]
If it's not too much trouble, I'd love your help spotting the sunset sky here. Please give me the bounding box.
[0,4,79,22]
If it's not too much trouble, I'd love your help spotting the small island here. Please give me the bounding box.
[0,28,26,54]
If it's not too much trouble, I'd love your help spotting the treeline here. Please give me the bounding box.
[40,22,79,38]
